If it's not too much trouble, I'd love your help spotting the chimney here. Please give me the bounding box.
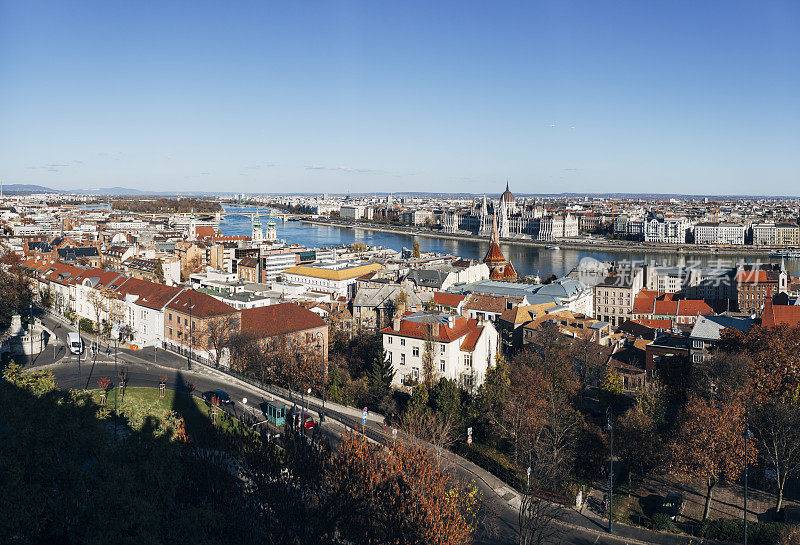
[432,321,440,338]
[393,316,401,332]
[448,314,455,327]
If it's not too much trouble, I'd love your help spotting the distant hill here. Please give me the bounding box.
[68,186,148,195]
[1,184,59,194]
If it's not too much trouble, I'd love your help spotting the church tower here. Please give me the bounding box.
[251,209,264,242]
[483,212,516,281]
[265,214,277,241]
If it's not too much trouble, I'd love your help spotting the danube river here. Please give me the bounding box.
[219,205,799,279]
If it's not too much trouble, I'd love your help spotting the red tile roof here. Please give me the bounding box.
[433,292,466,307]
[194,225,216,239]
[737,270,779,284]
[112,277,183,310]
[483,242,506,265]
[631,318,673,330]
[166,289,238,318]
[241,302,326,339]
[762,299,800,328]
[459,325,484,351]
[380,313,484,348]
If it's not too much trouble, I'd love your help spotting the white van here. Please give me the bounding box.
[67,332,84,355]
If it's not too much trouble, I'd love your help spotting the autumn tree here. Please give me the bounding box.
[412,239,421,258]
[328,432,473,544]
[0,252,33,328]
[718,325,800,403]
[670,395,757,520]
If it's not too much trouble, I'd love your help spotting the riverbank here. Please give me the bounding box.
[301,218,781,257]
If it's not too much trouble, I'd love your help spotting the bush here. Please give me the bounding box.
[700,518,786,545]
[79,318,95,334]
[651,513,675,532]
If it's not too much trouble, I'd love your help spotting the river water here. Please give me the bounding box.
[219,205,798,279]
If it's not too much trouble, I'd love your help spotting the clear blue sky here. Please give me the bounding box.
[1,1,798,195]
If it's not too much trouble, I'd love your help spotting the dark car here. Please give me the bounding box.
[660,492,685,521]
[202,390,233,405]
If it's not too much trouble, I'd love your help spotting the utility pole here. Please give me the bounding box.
[744,407,753,545]
[606,406,614,535]
[187,297,193,371]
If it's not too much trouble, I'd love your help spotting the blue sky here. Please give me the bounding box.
[1,1,798,195]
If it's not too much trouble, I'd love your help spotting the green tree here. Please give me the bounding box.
[367,348,394,400]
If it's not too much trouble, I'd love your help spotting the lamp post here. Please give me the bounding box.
[605,406,614,535]
[744,408,753,545]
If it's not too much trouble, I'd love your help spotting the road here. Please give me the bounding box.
[27,310,706,545]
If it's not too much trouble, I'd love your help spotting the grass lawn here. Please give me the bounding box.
[89,387,248,440]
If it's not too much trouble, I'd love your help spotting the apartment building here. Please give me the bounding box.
[644,216,690,244]
[381,311,498,391]
[752,223,776,246]
[776,223,800,247]
[593,266,644,327]
[693,222,745,245]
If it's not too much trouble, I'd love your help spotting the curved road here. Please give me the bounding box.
[28,311,703,545]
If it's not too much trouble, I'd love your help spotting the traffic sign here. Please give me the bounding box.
[467,427,473,445]
[154,339,161,349]
[362,407,368,425]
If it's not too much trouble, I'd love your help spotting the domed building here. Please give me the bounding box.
[500,181,516,213]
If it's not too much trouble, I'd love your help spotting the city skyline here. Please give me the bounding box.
[2,1,799,195]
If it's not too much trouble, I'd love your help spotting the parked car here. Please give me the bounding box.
[202,390,232,405]
[659,492,685,521]
[289,407,315,430]
[67,332,84,355]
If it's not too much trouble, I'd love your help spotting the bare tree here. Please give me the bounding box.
[400,408,456,467]
[518,452,565,545]
[204,314,239,367]
[752,401,800,512]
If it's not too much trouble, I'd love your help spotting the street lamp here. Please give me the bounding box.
[605,406,614,535]
[743,408,753,545]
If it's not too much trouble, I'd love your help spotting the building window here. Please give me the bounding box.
[387,336,392,344]
[401,353,406,364]
[400,338,405,346]
[412,346,420,357]
[692,354,703,363]
[440,360,446,372]
[464,354,472,367]
[387,352,392,363]
[412,367,420,380]
[168,327,173,336]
